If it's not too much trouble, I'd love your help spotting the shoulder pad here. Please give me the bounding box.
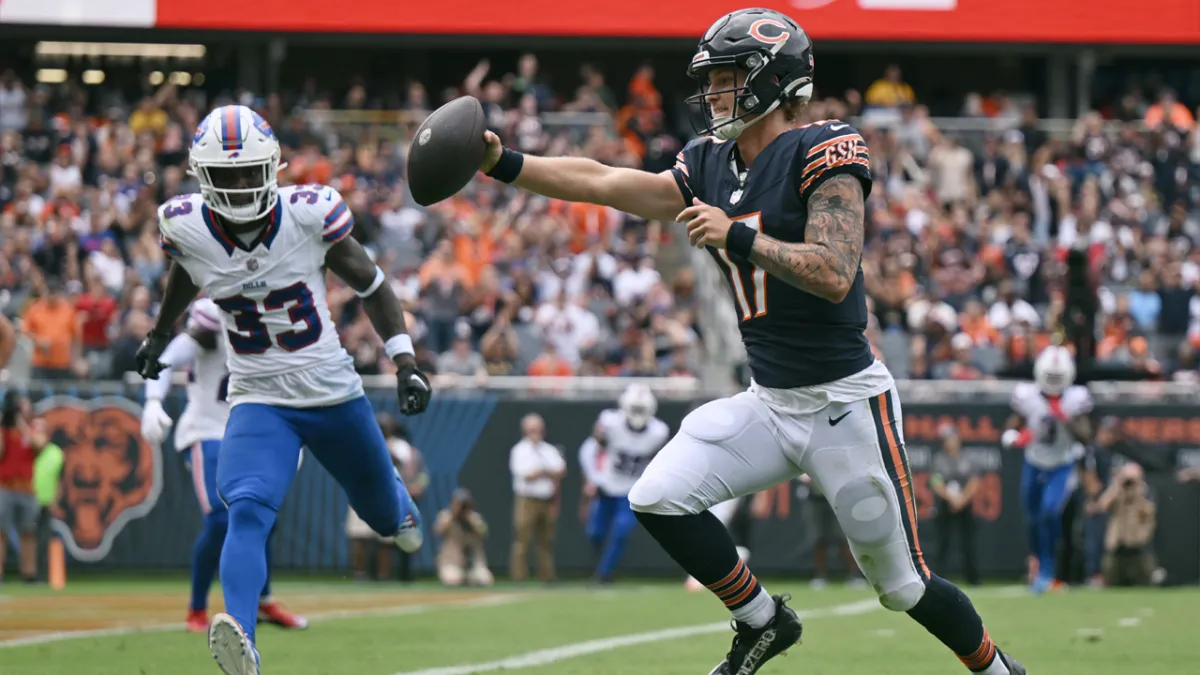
[284,184,355,245]
[794,119,872,200]
[598,408,623,428]
[1063,385,1094,416]
[157,194,205,258]
[1011,382,1039,412]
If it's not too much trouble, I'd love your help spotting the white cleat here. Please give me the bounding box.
[209,612,261,675]
[394,495,424,553]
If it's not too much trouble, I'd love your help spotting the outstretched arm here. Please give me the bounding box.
[150,263,201,335]
[747,174,864,303]
[324,236,409,354]
[481,131,685,223]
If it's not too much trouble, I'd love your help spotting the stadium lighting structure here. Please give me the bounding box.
[149,71,165,86]
[169,72,192,86]
[35,42,206,59]
[36,69,68,84]
[82,70,106,85]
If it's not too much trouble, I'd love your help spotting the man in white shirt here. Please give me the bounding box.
[509,413,565,582]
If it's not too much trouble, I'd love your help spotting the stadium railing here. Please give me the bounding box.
[91,372,1200,404]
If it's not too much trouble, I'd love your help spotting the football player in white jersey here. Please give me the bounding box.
[579,384,669,584]
[1002,345,1094,594]
[135,104,431,675]
[141,298,308,634]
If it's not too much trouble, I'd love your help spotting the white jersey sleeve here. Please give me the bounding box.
[157,187,362,408]
[579,436,602,485]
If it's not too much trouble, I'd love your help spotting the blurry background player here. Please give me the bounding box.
[346,414,427,582]
[1002,344,1094,594]
[141,299,307,632]
[579,383,668,584]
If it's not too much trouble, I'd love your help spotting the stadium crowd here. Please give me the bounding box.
[1,59,1199,385]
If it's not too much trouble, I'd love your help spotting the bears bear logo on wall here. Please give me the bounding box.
[34,396,162,562]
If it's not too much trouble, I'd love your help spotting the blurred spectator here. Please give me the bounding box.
[346,415,427,582]
[1082,418,1119,587]
[437,335,488,387]
[30,416,63,583]
[1143,89,1195,132]
[21,280,82,380]
[0,391,37,583]
[1098,463,1159,587]
[864,65,916,109]
[508,413,564,583]
[434,488,493,587]
[931,424,982,586]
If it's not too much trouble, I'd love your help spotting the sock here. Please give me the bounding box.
[220,499,276,645]
[189,511,227,612]
[906,575,1004,673]
[636,511,776,628]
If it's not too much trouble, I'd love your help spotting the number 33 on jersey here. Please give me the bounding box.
[157,184,355,378]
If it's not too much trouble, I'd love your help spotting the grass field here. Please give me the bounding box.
[1,578,1195,674]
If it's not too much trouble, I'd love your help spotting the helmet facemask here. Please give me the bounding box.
[686,43,812,141]
[191,154,280,224]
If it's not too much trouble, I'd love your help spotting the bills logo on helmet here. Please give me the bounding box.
[192,115,211,146]
[35,396,163,562]
[251,110,276,140]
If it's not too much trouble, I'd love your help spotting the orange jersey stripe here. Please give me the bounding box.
[878,393,930,577]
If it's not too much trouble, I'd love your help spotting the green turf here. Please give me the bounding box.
[1,579,1195,674]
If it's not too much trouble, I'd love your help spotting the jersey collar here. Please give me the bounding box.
[201,199,283,256]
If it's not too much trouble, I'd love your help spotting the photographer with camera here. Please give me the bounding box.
[1096,462,1159,587]
[434,488,493,587]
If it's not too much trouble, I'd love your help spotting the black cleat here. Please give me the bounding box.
[707,594,803,675]
[1001,651,1027,675]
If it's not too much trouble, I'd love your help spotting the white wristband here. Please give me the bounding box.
[384,334,415,359]
[356,267,386,298]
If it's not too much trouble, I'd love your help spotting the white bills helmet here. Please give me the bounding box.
[1033,345,1076,397]
[619,383,658,431]
[189,105,283,224]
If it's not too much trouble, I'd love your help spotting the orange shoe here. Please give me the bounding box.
[258,600,309,629]
[186,609,209,633]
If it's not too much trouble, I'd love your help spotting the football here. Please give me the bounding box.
[405,95,488,206]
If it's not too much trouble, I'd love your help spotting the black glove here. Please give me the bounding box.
[395,357,432,415]
[135,330,172,380]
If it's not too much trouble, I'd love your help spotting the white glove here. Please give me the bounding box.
[1001,429,1022,449]
[141,399,173,446]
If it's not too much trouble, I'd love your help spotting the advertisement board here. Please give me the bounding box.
[8,382,1197,585]
[4,1,1199,44]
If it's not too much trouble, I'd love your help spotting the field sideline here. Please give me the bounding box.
[1,578,1195,674]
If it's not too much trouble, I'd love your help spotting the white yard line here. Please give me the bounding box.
[393,585,1028,675]
[0,594,519,650]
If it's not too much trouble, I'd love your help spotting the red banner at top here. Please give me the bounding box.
[152,0,1200,44]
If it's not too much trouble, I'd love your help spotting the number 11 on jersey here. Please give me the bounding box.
[714,212,766,321]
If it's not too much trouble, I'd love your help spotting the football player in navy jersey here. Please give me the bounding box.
[476,8,1025,675]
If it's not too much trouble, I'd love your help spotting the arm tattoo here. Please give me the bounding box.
[324,237,409,352]
[747,174,865,303]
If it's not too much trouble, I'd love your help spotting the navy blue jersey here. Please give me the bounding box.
[670,120,874,388]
